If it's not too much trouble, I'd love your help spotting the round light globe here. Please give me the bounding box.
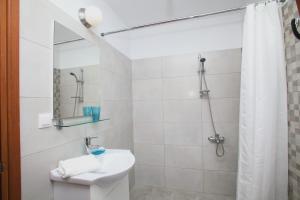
[82,6,103,28]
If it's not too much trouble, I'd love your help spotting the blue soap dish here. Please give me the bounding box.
[87,145,106,156]
[91,148,106,155]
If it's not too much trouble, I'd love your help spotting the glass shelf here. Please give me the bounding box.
[53,116,109,129]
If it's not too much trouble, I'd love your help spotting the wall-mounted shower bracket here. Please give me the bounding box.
[200,89,210,98]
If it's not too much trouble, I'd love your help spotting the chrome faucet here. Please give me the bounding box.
[85,136,98,147]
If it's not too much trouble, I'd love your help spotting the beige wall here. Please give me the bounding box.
[20,0,133,199]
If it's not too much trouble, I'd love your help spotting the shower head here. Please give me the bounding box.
[70,72,79,82]
[200,58,206,63]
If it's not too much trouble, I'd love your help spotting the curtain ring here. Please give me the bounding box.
[291,17,300,39]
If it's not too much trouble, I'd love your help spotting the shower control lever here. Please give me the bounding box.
[208,134,225,144]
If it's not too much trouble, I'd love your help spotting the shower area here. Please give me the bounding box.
[131,49,241,199]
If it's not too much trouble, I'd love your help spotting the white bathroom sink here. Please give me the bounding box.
[50,149,135,186]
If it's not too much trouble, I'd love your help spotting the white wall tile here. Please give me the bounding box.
[132,49,241,198]
[20,97,51,135]
[134,101,163,123]
[132,58,163,80]
[100,70,116,100]
[201,193,235,200]
[84,84,102,103]
[165,145,202,169]
[134,123,164,144]
[164,123,202,145]
[135,165,165,187]
[116,74,133,100]
[20,98,86,156]
[112,50,132,77]
[203,145,238,172]
[20,39,52,97]
[20,0,52,47]
[164,100,202,123]
[21,140,84,200]
[163,77,199,99]
[100,70,132,101]
[165,168,203,192]
[202,99,240,123]
[163,53,198,78]
[133,79,162,100]
[134,143,164,165]
[21,126,85,157]
[201,49,241,75]
[172,191,201,200]
[205,73,241,98]
[83,65,101,85]
[204,171,237,196]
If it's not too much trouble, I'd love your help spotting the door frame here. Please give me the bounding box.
[0,0,21,199]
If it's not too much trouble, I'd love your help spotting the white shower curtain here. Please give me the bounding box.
[237,2,288,200]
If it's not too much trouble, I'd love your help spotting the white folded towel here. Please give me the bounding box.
[57,155,102,178]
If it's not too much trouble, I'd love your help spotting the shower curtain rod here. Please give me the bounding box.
[101,7,245,36]
[53,5,246,45]
[100,0,286,37]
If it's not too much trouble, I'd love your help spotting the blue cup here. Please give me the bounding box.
[91,106,101,122]
[83,106,92,117]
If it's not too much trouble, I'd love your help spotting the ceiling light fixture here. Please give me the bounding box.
[78,6,103,28]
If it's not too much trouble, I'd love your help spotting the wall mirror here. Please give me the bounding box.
[53,21,102,128]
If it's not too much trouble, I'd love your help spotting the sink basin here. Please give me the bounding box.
[50,149,135,186]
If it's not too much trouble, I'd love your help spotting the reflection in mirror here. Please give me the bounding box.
[53,22,100,120]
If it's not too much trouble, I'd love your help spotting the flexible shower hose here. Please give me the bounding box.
[200,60,225,157]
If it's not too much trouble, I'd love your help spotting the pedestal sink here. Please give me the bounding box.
[50,149,135,200]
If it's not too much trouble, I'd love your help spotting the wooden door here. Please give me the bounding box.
[0,0,21,199]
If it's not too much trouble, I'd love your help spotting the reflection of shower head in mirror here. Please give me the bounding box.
[70,72,79,82]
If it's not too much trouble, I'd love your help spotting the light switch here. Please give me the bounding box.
[38,113,52,129]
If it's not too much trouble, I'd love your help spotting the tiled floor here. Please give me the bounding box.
[130,186,235,200]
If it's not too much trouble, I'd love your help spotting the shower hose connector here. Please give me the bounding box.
[208,134,225,157]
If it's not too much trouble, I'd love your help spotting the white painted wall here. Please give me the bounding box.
[129,11,244,59]
[49,0,244,60]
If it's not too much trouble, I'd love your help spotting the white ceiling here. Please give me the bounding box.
[102,0,258,27]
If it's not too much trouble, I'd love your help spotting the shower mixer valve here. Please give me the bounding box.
[208,134,225,144]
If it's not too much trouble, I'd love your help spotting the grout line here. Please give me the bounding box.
[20,96,52,99]
[133,97,240,102]
[160,56,168,188]
[20,36,52,49]
[132,72,241,81]
[21,138,83,158]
